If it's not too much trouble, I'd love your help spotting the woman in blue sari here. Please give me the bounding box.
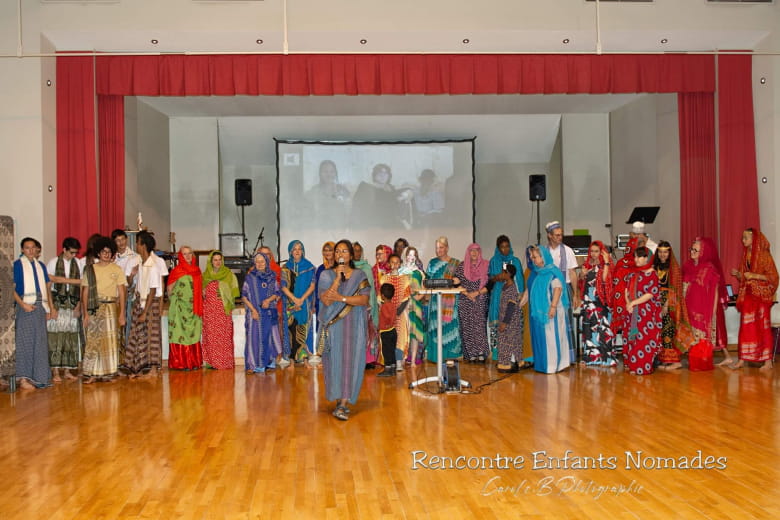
[281,240,316,364]
[488,235,525,359]
[317,240,371,421]
[526,245,571,374]
[242,252,282,373]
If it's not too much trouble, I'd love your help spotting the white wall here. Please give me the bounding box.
[125,99,172,250]
[170,118,219,252]
[0,58,47,256]
[561,113,611,246]
[610,94,680,252]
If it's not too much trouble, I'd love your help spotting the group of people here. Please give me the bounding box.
[8,220,778,421]
[579,223,779,375]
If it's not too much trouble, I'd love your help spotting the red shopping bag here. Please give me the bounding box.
[688,339,714,371]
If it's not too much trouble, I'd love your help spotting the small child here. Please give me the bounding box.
[377,283,397,377]
[497,264,527,373]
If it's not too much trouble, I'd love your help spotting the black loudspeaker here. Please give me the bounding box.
[443,359,462,393]
[235,179,252,206]
[529,174,546,201]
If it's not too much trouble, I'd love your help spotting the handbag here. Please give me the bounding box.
[688,339,714,371]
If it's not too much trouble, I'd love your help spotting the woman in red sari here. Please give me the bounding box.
[731,228,779,370]
[682,237,733,367]
[624,246,662,375]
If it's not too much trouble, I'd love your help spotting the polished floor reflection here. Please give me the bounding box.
[1,361,779,519]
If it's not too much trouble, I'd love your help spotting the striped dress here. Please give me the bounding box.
[425,257,463,362]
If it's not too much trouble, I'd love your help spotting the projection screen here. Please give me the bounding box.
[275,138,475,265]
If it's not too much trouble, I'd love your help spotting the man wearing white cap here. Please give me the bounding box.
[629,221,658,253]
[545,221,579,363]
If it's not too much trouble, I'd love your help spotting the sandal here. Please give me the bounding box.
[332,406,349,421]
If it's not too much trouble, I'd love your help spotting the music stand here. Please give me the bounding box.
[625,206,660,225]
[409,288,471,392]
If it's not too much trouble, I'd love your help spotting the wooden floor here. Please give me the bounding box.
[1,358,779,520]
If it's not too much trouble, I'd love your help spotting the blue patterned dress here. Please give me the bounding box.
[243,253,282,372]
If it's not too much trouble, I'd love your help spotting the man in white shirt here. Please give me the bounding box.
[45,236,85,382]
[545,221,579,363]
[112,229,141,346]
[545,221,580,309]
[112,229,140,281]
[630,221,658,253]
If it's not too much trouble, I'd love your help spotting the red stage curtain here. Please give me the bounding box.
[98,95,125,235]
[60,53,723,253]
[56,56,98,248]
[93,54,716,96]
[718,54,760,285]
[678,92,717,253]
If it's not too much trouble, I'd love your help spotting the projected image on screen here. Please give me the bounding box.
[276,139,474,263]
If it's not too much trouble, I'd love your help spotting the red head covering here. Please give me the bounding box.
[737,228,779,306]
[372,244,392,292]
[580,240,612,304]
[167,249,203,316]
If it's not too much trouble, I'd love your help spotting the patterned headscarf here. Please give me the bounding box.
[462,243,489,288]
[167,248,203,316]
[202,250,239,314]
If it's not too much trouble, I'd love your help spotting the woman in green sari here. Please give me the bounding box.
[167,246,203,370]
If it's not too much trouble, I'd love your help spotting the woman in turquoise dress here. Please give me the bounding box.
[526,245,571,374]
[281,240,316,363]
[425,236,462,362]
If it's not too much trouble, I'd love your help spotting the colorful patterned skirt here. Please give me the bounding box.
[47,306,81,369]
[123,297,162,375]
[83,301,120,378]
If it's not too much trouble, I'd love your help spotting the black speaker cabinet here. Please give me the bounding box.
[529,174,546,201]
[235,179,252,206]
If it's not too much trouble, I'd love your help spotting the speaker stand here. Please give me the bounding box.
[409,288,471,392]
[535,199,542,245]
[240,205,248,258]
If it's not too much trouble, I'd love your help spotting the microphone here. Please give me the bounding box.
[338,257,346,282]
